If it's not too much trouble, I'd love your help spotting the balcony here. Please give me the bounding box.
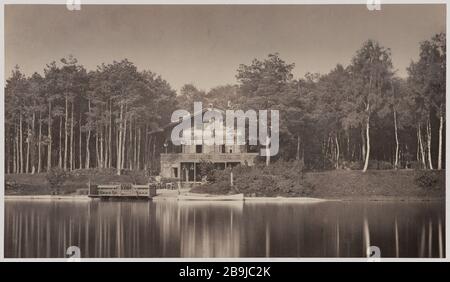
[160,152,259,164]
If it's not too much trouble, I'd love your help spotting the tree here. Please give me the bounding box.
[236,53,295,165]
[347,40,394,172]
[408,33,446,170]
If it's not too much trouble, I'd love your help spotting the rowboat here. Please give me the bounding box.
[177,193,244,201]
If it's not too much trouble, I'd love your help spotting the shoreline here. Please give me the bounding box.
[4,194,445,202]
[5,170,445,202]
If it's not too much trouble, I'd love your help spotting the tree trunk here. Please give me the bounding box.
[363,116,370,172]
[59,116,63,169]
[418,124,426,169]
[16,124,20,173]
[85,100,91,169]
[64,96,68,171]
[26,125,30,174]
[100,126,104,169]
[13,124,17,173]
[79,109,82,169]
[361,127,366,162]
[296,135,300,161]
[437,111,443,170]
[121,108,127,170]
[133,119,137,169]
[144,126,148,172]
[117,104,123,175]
[38,112,42,173]
[70,101,74,170]
[394,109,399,169]
[137,127,141,170]
[335,135,340,169]
[426,117,433,169]
[47,101,52,172]
[85,127,91,169]
[152,138,156,170]
[104,124,108,169]
[109,99,112,168]
[31,111,36,174]
[96,126,100,168]
[19,114,23,173]
[129,117,133,170]
[29,111,36,174]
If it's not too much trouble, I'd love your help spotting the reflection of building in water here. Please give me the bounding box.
[4,201,445,258]
[178,202,243,257]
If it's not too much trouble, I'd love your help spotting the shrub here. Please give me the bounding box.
[409,161,425,170]
[342,161,363,170]
[192,160,314,197]
[377,161,393,170]
[46,168,69,195]
[414,171,442,190]
[198,160,216,182]
[128,169,146,184]
[368,160,393,170]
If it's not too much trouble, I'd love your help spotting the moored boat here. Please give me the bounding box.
[177,193,244,201]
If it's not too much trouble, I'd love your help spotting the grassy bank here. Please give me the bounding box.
[191,163,445,200]
[5,171,147,195]
[303,170,444,200]
[4,168,445,200]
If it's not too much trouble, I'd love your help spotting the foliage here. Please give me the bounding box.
[414,171,443,190]
[198,160,216,182]
[367,160,393,170]
[193,161,315,197]
[4,34,446,175]
[45,168,68,194]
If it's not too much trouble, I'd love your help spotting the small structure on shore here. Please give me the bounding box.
[88,182,157,200]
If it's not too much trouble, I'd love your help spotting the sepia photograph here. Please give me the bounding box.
[2,2,446,261]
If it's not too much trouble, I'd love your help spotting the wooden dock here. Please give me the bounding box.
[88,183,157,199]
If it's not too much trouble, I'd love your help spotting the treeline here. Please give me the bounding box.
[176,33,446,171]
[5,57,177,175]
[5,33,445,174]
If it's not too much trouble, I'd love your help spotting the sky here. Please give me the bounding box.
[5,4,446,92]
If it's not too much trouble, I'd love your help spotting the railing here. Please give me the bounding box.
[160,152,259,163]
[88,183,157,199]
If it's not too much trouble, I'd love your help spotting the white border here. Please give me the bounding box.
[0,0,448,263]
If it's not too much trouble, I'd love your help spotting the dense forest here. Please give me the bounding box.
[5,33,445,175]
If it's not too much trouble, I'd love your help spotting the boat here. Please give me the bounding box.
[177,193,244,201]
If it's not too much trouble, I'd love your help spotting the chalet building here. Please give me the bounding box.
[158,106,258,182]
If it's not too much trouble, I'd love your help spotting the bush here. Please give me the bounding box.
[377,161,393,170]
[409,161,425,170]
[342,161,363,170]
[46,168,69,195]
[70,168,117,176]
[128,169,146,184]
[198,160,216,182]
[192,161,315,197]
[367,160,393,170]
[414,171,442,190]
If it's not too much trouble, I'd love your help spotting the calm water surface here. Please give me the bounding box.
[4,199,445,258]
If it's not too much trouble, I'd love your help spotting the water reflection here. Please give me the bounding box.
[4,200,445,258]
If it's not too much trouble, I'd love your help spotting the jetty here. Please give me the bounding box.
[88,183,157,199]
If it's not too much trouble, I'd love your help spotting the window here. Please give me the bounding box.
[172,167,178,178]
[196,145,202,153]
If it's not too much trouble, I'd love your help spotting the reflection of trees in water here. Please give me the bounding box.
[4,201,445,258]
[178,202,243,257]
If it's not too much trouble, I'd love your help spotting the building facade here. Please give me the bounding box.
[159,108,258,182]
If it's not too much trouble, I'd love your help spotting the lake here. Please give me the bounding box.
[4,199,445,258]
